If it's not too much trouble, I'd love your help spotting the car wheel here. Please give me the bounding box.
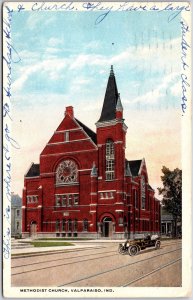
[128,245,138,256]
[118,245,123,254]
[118,245,126,254]
[155,240,161,249]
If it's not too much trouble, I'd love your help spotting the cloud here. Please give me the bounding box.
[12,66,34,92]
[48,37,63,47]
[126,72,180,105]
[12,34,181,95]
[16,50,40,64]
[67,77,93,94]
[45,47,61,54]
[170,81,181,97]
[27,14,56,30]
[73,78,91,86]
[12,58,69,92]
[112,37,181,72]
[84,40,101,50]
[69,54,104,70]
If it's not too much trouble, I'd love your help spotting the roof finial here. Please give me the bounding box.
[110,65,114,76]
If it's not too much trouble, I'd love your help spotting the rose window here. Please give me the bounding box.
[56,160,78,184]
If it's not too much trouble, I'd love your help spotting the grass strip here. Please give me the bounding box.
[31,241,74,247]
[35,237,94,241]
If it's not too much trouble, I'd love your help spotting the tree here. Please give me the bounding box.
[158,166,182,237]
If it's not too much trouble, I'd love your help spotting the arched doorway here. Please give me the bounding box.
[30,221,37,237]
[102,217,113,237]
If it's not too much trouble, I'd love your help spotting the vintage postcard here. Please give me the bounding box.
[3,1,191,298]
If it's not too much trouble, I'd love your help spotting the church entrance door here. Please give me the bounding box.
[102,217,113,238]
[30,221,37,237]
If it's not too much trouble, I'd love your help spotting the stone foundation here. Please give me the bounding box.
[22,231,160,239]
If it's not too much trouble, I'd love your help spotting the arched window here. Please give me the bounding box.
[56,160,78,185]
[62,219,66,231]
[105,139,115,180]
[141,175,146,209]
[133,189,138,208]
[67,219,72,232]
[56,219,60,232]
[46,219,50,232]
[74,219,78,232]
[83,219,88,232]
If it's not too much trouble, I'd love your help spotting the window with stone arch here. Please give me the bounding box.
[105,139,115,180]
[141,175,146,209]
[62,219,66,231]
[67,219,72,232]
[56,219,60,232]
[56,159,78,185]
[83,219,88,232]
[74,219,78,232]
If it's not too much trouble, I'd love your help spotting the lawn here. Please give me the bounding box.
[31,241,74,247]
[35,237,94,241]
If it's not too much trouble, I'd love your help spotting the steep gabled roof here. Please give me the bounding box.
[147,183,154,190]
[125,160,132,176]
[126,159,142,176]
[98,65,119,122]
[75,118,97,145]
[25,163,40,177]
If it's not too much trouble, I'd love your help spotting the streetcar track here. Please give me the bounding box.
[161,241,181,246]
[11,240,180,263]
[11,246,106,260]
[12,242,181,274]
[12,252,119,276]
[11,250,117,269]
[121,258,181,287]
[57,247,182,286]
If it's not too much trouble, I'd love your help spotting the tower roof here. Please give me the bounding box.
[98,65,119,122]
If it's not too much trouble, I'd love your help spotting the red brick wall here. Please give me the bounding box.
[22,109,160,236]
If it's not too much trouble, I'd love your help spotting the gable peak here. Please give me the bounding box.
[65,106,74,118]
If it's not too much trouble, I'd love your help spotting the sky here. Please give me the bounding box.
[10,9,182,198]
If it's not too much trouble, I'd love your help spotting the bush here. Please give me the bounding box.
[15,233,22,239]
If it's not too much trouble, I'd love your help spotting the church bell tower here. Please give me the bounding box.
[96,66,128,199]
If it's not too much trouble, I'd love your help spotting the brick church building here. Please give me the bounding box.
[22,66,160,239]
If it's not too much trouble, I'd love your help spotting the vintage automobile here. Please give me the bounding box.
[118,234,161,256]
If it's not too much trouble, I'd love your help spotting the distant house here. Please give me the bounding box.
[161,207,174,236]
[11,194,22,237]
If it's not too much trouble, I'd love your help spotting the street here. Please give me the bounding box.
[11,239,182,287]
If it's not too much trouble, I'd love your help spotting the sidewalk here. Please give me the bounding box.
[15,238,123,243]
[11,239,121,256]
